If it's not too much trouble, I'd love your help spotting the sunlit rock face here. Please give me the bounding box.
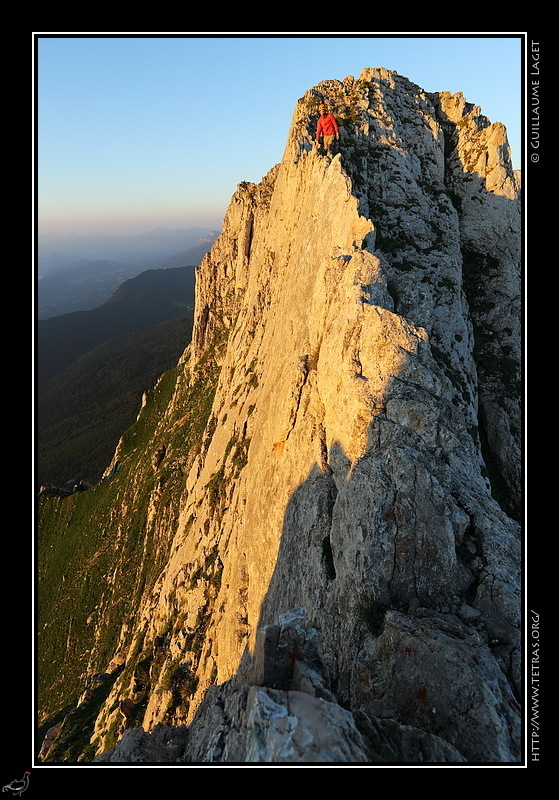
[73,69,521,764]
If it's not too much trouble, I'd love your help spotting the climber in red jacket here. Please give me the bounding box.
[316,104,339,157]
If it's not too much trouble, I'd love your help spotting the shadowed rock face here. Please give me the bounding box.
[42,68,522,765]
[97,609,469,764]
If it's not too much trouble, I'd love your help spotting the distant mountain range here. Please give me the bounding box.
[37,315,193,488]
[37,266,196,385]
[37,266,197,486]
[37,227,218,318]
[37,71,522,766]
[38,227,218,276]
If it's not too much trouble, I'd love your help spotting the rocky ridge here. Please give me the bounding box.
[39,68,522,765]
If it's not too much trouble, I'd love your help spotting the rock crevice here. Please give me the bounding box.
[39,68,521,765]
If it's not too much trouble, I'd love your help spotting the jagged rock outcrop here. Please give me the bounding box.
[39,68,522,765]
[97,609,374,763]
[97,609,468,763]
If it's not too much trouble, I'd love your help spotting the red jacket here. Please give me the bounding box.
[316,112,339,140]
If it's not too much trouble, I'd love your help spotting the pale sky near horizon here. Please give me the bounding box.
[36,33,524,237]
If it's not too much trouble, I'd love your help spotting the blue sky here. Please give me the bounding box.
[36,34,524,236]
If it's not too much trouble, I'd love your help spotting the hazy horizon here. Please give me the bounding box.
[37,220,223,239]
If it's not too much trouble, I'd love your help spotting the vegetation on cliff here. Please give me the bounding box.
[38,339,222,760]
[37,68,521,765]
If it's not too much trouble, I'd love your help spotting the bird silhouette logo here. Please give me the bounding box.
[2,773,30,796]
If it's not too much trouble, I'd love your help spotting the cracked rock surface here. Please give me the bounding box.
[45,68,522,765]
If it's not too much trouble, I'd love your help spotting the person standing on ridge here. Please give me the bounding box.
[315,104,339,157]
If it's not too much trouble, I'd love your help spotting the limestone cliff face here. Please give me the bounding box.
[42,69,521,765]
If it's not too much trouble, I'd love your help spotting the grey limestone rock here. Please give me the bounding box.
[84,67,521,765]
